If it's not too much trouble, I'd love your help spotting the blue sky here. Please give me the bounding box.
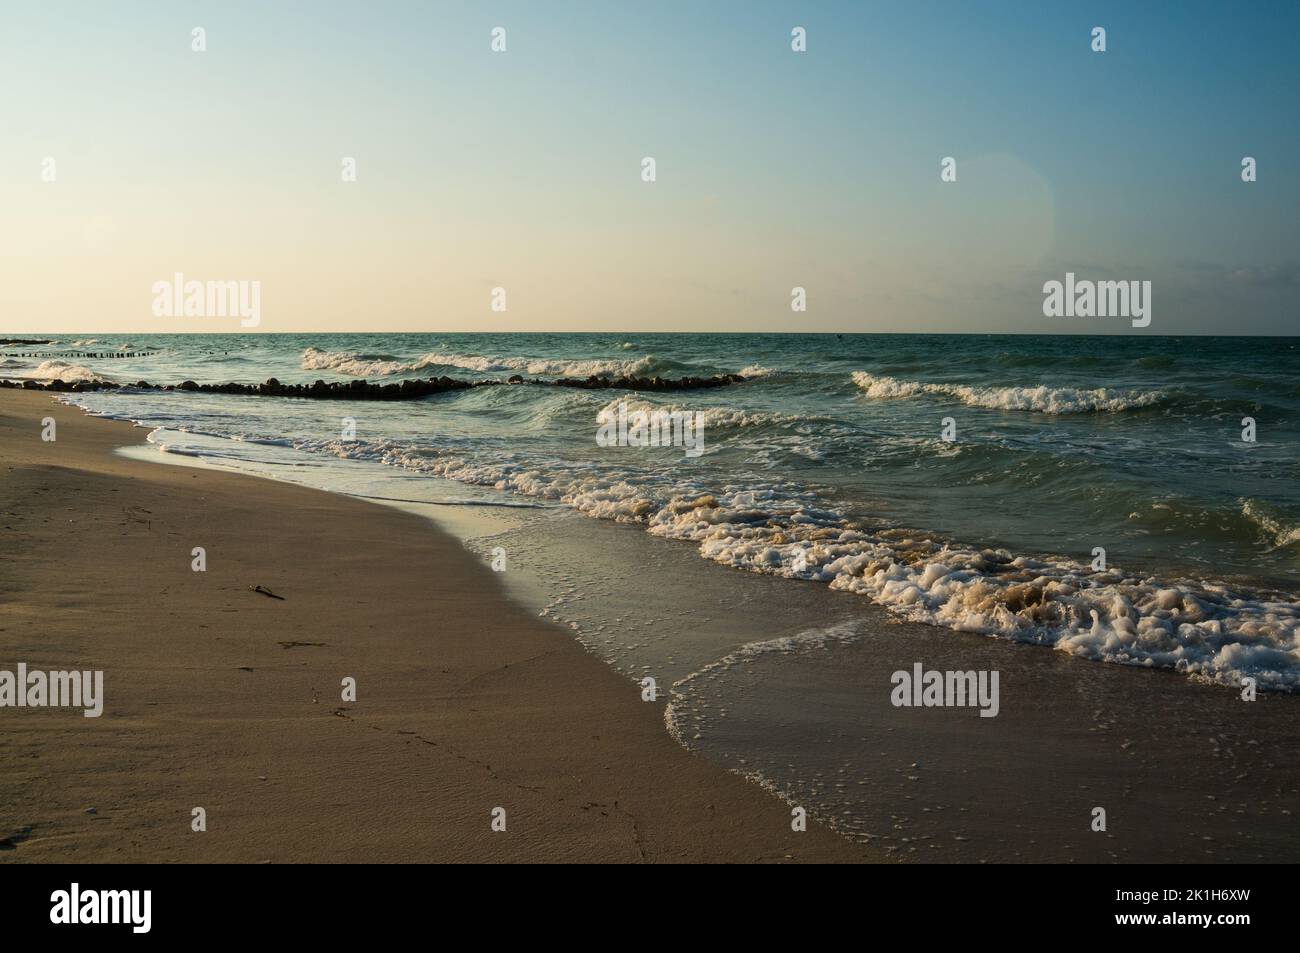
[2,0,1297,334]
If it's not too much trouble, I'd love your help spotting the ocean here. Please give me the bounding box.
[8,331,1300,858]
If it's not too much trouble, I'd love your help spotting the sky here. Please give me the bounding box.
[2,0,1297,335]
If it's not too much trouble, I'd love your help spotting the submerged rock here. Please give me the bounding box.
[1,372,750,399]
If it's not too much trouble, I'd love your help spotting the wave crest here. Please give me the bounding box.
[851,371,1165,413]
[28,360,113,384]
[266,429,1300,691]
[301,347,659,379]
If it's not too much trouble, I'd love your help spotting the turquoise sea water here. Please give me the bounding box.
[7,331,1300,690]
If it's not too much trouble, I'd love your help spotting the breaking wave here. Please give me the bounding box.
[27,360,113,384]
[301,346,662,379]
[1242,499,1300,550]
[229,429,1300,692]
[851,371,1166,414]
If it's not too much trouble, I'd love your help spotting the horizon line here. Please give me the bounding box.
[4,329,1299,340]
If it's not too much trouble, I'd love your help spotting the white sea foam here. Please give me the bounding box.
[55,358,1300,693]
[301,348,431,377]
[851,371,1165,413]
[1242,499,1300,550]
[301,346,657,379]
[273,429,1300,691]
[28,360,112,383]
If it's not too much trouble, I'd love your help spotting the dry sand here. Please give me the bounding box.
[0,390,876,862]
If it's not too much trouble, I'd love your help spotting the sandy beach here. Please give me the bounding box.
[0,390,875,863]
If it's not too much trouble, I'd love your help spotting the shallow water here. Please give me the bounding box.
[105,440,1300,862]
[14,331,1298,690]
[16,327,1292,858]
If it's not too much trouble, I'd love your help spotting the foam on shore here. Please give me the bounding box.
[221,427,1300,691]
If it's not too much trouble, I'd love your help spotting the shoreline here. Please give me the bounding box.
[7,389,1300,863]
[0,390,875,863]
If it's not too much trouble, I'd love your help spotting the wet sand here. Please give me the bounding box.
[0,390,874,863]
[413,463,1300,863]
[673,614,1300,862]
[5,388,1296,865]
